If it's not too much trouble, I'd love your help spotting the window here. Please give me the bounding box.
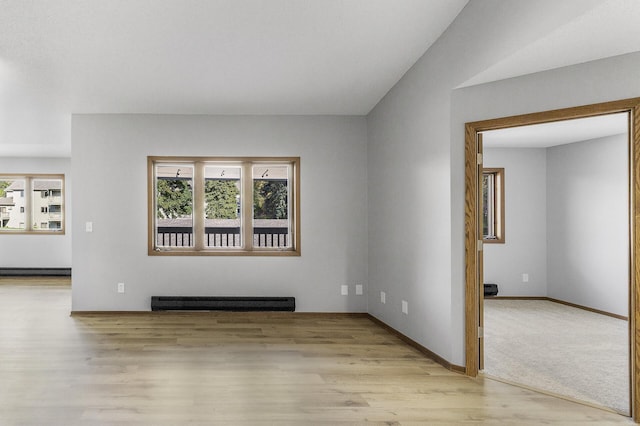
[482,168,504,243]
[149,157,300,256]
[0,174,65,233]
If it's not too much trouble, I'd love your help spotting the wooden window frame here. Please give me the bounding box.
[482,168,504,244]
[0,174,66,235]
[148,156,300,256]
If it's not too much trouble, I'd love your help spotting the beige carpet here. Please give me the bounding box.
[483,299,629,415]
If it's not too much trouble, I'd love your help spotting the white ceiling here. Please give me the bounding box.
[0,0,467,116]
[482,113,628,149]
[460,0,640,88]
[1,0,640,157]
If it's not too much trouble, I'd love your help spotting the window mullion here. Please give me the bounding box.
[242,162,253,250]
[193,162,205,250]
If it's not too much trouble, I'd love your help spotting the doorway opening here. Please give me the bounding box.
[481,113,629,414]
[464,98,640,421]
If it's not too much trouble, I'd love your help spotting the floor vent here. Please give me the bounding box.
[151,296,295,312]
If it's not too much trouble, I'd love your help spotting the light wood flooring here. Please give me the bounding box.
[0,278,634,425]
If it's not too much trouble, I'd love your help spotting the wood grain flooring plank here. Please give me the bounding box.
[0,280,634,425]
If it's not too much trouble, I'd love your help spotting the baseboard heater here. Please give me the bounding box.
[0,267,71,277]
[151,296,295,312]
[484,283,498,297]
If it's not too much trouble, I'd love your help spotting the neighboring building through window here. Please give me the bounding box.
[0,175,65,233]
[149,157,300,256]
[482,168,504,243]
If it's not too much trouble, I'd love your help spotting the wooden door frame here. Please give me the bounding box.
[464,97,640,420]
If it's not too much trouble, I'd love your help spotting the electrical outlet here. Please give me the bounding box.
[402,300,408,315]
[85,222,93,232]
[355,284,363,295]
[341,285,349,296]
[117,282,125,293]
[522,273,529,283]
[380,291,386,304]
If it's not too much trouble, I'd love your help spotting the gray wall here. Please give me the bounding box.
[71,115,368,312]
[450,53,640,365]
[369,0,640,364]
[483,148,548,296]
[0,157,71,268]
[367,0,617,364]
[547,135,628,316]
[484,137,628,317]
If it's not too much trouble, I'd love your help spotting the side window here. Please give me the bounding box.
[155,165,194,248]
[482,168,504,243]
[33,178,64,232]
[0,175,65,233]
[252,165,291,248]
